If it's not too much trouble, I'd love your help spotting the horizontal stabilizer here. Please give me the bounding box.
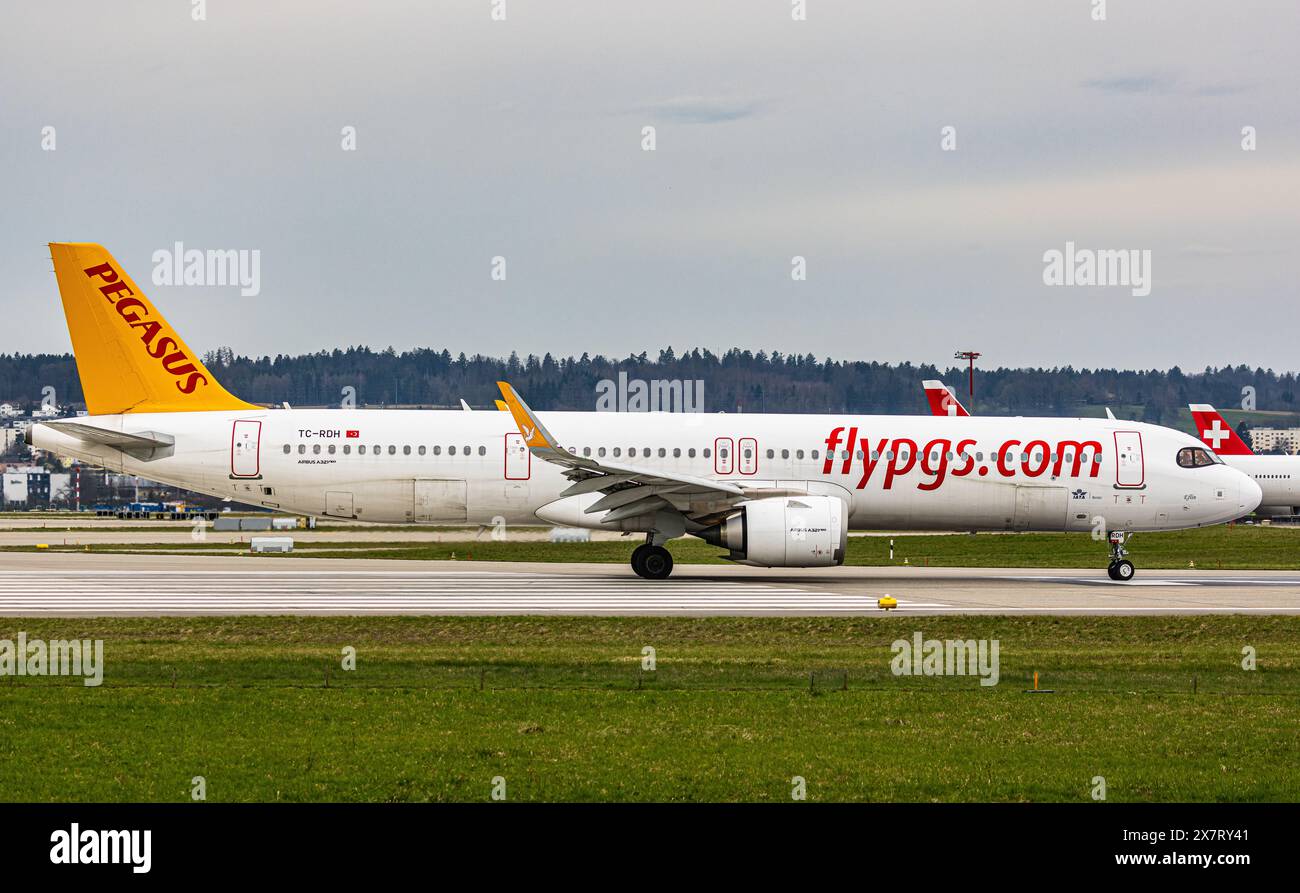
[40,420,175,460]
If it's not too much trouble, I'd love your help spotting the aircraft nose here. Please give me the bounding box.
[1239,474,1263,515]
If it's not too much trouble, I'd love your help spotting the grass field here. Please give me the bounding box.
[2,615,1298,802]
[6,523,1300,569]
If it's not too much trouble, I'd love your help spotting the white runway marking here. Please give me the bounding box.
[0,570,949,615]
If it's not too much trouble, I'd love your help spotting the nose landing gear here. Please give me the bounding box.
[1106,531,1135,581]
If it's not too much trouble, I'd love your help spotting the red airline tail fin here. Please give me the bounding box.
[922,380,970,417]
[1189,404,1253,455]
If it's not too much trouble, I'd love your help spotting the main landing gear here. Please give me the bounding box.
[631,538,674,580]
[1106,531,1135,581]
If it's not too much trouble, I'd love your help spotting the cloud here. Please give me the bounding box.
[1082,75,1253,98]
[636,95,763,124]
[1081,74,1173,95]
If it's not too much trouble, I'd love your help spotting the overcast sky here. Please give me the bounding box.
[2,1,1297,372]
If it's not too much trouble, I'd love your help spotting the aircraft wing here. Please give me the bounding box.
[496,381,759,523]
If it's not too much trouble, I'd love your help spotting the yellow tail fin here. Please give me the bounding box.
[49,242,257,415]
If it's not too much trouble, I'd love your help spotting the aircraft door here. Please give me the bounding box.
[325,491,355,518]
[505,433,530,480]
[714,437,734,475]
[1114,431,1145,488]
[231,420,261,478]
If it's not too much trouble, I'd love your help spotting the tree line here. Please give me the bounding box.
[1,347,1297,422]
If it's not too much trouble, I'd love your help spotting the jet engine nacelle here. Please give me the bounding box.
[697,495,847,568]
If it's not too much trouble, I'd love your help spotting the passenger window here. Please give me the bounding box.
[658,448,666,458]
[344,445,351,455]
[598,447,607,457]
[613,448,622,457]
[781,449,789,459]
[674,448,682,458]
[796,450,804,460]
[313,444,321,455]
[449,446,457,456]
[418,446,426,456]
[766,449,774,459]
[389,445,397,455]
[283,444,290,454]
[359,445,367,455]
[298,444,306,455]
[704,448,711,458]
[688,448,696,458]
[479,446,486,456]
[403,445,411,455]
[328,445,336,455]
[433,446,441,455]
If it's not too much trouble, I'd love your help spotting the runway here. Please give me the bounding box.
[1,553,1299,615]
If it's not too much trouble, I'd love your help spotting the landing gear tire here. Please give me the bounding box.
[630,544,651,578]
[1107,560,1135,582]
[632,545,673,580]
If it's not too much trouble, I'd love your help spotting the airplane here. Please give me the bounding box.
[1190,404,1300,517]
[28,243,1261,582]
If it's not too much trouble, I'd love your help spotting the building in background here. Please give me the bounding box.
[1,465,48,507]
[1248,428,1300,455]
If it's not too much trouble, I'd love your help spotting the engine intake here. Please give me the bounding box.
[697,496,847,568]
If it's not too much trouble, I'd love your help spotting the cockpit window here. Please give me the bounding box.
[1177,447,1221,468]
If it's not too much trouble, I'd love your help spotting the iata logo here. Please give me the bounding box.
[83,262,208,394]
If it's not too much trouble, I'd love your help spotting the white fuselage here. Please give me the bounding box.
[33,409,1260,533]
[1220,454,1300,515]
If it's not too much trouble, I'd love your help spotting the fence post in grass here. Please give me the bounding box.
[171,667,177,689]
[324,666,330,689]
[479,668,485,691]
[1193,674,1197,695]
[809,671,815,694]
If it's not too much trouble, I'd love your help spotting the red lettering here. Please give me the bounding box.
[1054,440,1103,478]
[950,438,977,476]
[99,281,133,301]
[146,335,176,359]
[133,320,163,346]
[176,372,207,394]
[1022,439,1051,477]
[823,427,845,475]
[997,440,1020,477]
[883,438,918,489]
[83,262,118,283]
[855,437,889,489]
[917,438,951,491]
[160,351,196,376]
